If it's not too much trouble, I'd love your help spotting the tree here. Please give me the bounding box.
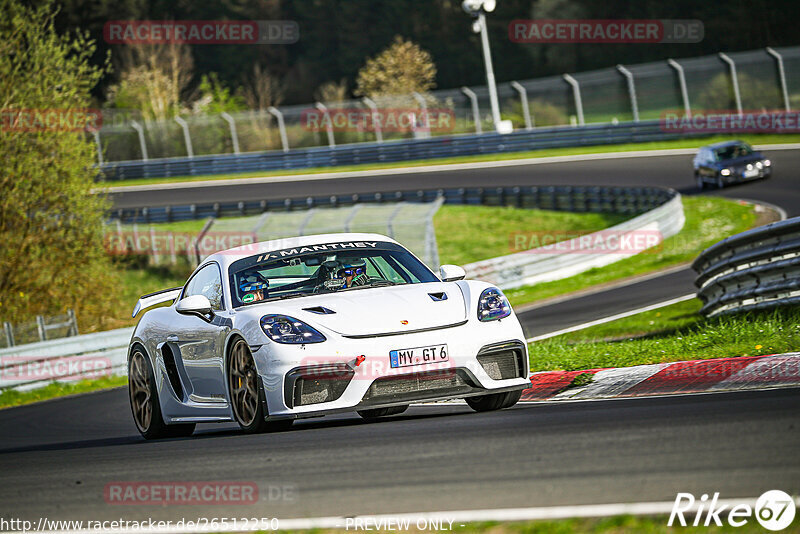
[0,0,117,327]
[354,36,437,99]
[315,79,349,104]
[106,43,194,122]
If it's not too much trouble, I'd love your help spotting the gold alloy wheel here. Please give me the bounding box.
[129,350,153,432]
[229,339,259,427]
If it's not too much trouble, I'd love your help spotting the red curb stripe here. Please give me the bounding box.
[521,368,606,400]
[621,355,768,396]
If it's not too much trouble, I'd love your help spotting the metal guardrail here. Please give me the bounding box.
[112,184,676,223]
[99,119,702,181]
[0,327,132,391]
[693,217,800,317]
[464,192,684,289]
[2,309,78,348]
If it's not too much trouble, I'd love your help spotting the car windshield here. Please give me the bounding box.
[229,241,439,306]
[714,143,753,161]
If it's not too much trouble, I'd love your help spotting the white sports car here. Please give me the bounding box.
[128,233,530,439]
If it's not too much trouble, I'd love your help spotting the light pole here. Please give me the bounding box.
[462,0,511,133]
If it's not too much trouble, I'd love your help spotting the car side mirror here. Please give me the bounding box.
[176,294,214,320]
[439,264,466,282]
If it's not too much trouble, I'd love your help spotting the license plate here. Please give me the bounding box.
[744,168,759,178]
[390,344,449,368]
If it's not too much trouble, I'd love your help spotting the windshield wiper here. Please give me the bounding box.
[265,291,309,302]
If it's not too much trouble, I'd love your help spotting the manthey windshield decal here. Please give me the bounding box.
[253,241,380,263]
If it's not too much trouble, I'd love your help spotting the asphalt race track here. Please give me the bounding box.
[0,387,798,521]
[107,149,800,216]
[1,147,798,525]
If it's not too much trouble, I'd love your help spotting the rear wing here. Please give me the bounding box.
[132,287,183,318]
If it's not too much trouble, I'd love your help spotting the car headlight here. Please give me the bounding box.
[756,161,763,169]
[720,168,732,176]
[477,287,512,322]
[260,315,326,344]
[764,159,771,167]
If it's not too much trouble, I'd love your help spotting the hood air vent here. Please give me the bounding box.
[303,306,336,315]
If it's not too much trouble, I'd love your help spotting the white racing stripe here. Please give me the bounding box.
[103,142,800,193]
[35,497,800,533]
[525,293,697,343]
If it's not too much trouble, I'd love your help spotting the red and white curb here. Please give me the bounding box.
[521,353,800,401]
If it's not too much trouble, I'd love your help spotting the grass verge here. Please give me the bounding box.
[507,196,758,308]
[528,299,800,372]
[0,376,127,409]
[100,133,800,189]
[433,205,626,265]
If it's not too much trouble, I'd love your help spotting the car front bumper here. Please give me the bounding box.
[252,319,531,418]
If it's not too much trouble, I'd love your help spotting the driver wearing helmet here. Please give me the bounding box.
[239,271,269,303]
[337,259,369,288]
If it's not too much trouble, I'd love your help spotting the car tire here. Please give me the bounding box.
[466,390,522,412]
[228,338,289,434]
[357,405,409,419]
[695,173,705,190]
[129,346,196,440]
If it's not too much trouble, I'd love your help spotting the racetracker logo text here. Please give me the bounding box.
[301,108,455,133]
[661,110,800,133]
[509,230,663,255]
[103,481,292,505]
[1,108,102,132]
[669,490,796,530]
[509,19,703,43]
[103,20,299,44]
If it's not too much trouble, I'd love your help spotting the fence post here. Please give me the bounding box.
[766,47,791,112]
[67,308,79,336]
[510,81,533,130]
[150,225,160,265]
[130,121,148,161]
[562,74,585,126]
[667,59,692,118]
[194,218,215,266]
[461,87,482,134]
[718,53,743,116]
[91,129,104,165]
[169,232,177,265]
[267,107,289,152]
[411,91,430,139]
[220,112,241,154]
[3,322,14,347]
[315,102,336,148]
[174,116,194,158]
[362,97,383,143]
[36,315,47,342]
[616,65,640,122]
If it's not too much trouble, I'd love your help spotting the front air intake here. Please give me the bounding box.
[285,365,353,408]
[362,369,473,403]
[477,342,526,380]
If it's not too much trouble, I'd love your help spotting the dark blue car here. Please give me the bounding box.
[693,140,772,190]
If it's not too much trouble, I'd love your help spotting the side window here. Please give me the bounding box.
[183,263,224,310]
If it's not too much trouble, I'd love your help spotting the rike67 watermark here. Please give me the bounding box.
[669,490,796,530]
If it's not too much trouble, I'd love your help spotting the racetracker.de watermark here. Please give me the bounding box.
[1,355,111,382]
[301,108,455,133]
[661,110,800,134]
[509,19,703,43]
[509,230,663,255]
[103,20,299,44]
[104,481,296,505]
[104,231,257,257]
[1,108,102,132]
